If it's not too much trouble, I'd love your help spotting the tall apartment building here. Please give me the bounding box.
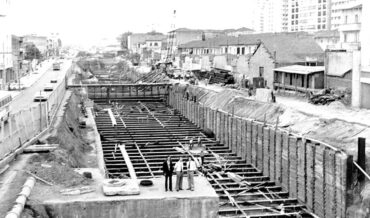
[255,0,289,33]
[288,0,331,32]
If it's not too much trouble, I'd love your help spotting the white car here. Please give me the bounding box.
[34,91,48,102]
[43,83,54,92]
[9,83,26,90]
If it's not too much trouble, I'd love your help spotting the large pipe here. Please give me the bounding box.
[5,177,36,218]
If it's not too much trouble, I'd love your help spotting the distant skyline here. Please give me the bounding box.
[7,0,257,47]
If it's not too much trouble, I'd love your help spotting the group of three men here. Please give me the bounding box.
[162,156,198,192]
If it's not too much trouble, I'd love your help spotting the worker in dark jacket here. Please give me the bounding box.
[162,156,174,191]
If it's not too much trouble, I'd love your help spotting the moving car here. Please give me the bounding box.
[43,83,54,92]
[50,79,58,83]
[33,91,48,102]
[53,62,61,71]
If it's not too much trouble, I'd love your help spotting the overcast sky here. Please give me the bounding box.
[7,0,257,47]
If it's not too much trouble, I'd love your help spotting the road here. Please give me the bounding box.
[10,60,72,114]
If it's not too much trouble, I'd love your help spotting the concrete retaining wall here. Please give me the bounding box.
[0,65,72,160]
[40,197,218,218]
[169,85,351,218]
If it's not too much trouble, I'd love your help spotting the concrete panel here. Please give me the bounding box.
[241,120,247,160]
[233,118,238,156]
[229,116,234,153]
[281,133,290,192]
[246,121,253,164]
[325,148,337,218]
[257,125,264,169]
[288,136,298,199]
[262,127,270,177]
[268,129,276,180]
[236,119,242,157]
[224,114,229,148]
[251,122,258,166]
[314,144,325,217]
[336,152,349,217]
[275,131,283,185]
[297,139,307,204]
[306,143,316,212]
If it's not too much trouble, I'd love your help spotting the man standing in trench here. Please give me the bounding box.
[162,156,174,192]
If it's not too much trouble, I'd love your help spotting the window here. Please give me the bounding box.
[355,14,359,23]
[259,67,264,77]
[345,16,348,24]
[154,42,158,46]
[344,33,347,42]
[225,47,228,53]
[242,47,245,55]
[237,47,240,55]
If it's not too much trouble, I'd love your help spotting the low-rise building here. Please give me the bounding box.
[224,27,255,37]
[248,34,324,88]
[337,2,362,50]
[11,35,23,82]
[273,65,325,92]
[314,30,340,50]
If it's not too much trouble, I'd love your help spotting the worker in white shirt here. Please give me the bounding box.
[186,156,197,191]
[174,157,184,191]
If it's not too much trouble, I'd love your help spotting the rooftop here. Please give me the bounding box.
[274,65,325,75]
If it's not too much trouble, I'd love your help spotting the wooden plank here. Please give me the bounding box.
[134,142,154,178]
[119,144,137,180]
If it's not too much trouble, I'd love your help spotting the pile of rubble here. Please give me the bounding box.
[308,88,350,105]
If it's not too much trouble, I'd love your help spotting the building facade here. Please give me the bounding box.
[337,2,361,50]
[255,0,289,33]
[0,0,13,89]
[288,0,331,32]
[331,0,361,29]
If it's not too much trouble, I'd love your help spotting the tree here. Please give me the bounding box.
[24,43,42,60]
[117,31,132,50]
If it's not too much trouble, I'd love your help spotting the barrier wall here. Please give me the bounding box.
[68,83,171,101]
[0,64,72,160]
[169,86,351,218]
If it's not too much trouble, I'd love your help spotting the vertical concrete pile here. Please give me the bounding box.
[169,86,350,218]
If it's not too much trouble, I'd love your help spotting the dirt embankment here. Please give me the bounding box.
[174,83,370,161]
[26,92,94,187]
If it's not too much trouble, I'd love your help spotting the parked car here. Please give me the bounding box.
[50,79,58,83]
[34,91,48,102]
[43,83,54,91]
[9,83,26,90]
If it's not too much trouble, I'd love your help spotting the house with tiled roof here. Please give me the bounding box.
[248,34,324,89]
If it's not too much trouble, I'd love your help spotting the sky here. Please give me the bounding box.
[7,0,258,47]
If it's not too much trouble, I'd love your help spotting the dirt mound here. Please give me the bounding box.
[26,154,91,187]
[45,91,93,168]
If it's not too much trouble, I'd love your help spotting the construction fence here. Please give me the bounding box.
[169,87,351,218]
[0,65,72,161]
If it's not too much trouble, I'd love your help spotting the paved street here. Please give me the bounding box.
[10,60,72,114]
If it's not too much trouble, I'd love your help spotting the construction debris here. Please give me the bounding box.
[308,88,345,105]
[60,186,95,196]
